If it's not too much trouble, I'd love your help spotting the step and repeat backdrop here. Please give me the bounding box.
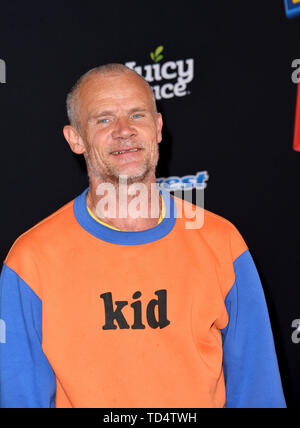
[1,0,300,407]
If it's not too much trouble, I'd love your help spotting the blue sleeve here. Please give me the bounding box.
[0,263,56,408]
[221,250,286,408]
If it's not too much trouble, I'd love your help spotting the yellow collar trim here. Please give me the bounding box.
[87,194,165,231]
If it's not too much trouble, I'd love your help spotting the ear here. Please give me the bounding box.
[156,113,163,144]
[63,125,86,155]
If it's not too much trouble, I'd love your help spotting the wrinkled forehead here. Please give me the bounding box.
[77,72,155,117]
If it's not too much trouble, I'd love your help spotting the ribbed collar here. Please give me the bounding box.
[73,186,177,245]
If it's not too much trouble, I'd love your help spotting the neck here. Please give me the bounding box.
[86,174,162,231]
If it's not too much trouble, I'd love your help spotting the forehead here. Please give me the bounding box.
[77,72,154,116]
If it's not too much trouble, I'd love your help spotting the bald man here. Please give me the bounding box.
[63,64,164,232]
[0,64,286,408]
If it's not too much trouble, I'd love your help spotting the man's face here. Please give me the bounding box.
[74,72,163,184]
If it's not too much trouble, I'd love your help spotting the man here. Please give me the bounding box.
[0,64,286,408]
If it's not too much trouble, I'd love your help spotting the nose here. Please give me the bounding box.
[112,117,137,140]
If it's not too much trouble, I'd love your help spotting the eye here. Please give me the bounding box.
[132,113,144,119]
[97,118,110,124]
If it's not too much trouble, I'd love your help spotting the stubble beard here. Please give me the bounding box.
[85,143,160,186]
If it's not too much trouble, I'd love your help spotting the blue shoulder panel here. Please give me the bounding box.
[0,263,56,408]
[221,250,286,408]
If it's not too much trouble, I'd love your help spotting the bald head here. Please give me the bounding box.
[66,64,157,131]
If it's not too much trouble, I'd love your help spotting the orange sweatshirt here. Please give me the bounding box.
[0,187,286,408]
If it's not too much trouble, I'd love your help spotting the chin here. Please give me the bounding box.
[118,171,149,184]
[95,158,157,185]
[115,164,150,183]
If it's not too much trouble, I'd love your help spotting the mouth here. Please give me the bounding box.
[110,148,142,156]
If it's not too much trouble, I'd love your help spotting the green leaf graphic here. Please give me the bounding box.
[150,45,165,63]
[155,45,164,57]
[155,54,164,63]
